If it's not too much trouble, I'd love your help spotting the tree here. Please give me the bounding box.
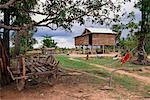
[0,0,38,86]
[112,0,150,64]
[42,35,57,48]
[136,0,150,64]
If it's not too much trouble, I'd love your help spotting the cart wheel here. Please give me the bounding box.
[16,79,25,91]
[47,74,57,86]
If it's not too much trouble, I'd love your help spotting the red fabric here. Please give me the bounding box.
[121,52,131,64]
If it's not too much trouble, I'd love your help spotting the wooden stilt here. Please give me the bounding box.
[91,45,93,54]
[103,45,105,54]
[86,45,88,54]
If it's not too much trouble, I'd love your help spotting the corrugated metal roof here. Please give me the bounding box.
[85,28,117,34]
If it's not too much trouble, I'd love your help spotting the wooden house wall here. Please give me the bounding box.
[92,34,116,46]
[75,35,89,46]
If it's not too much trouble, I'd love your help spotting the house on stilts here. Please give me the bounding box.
[74,28,117,54]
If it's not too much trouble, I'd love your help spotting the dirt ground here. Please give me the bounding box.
[1,54,149,100]
[0,73,146,100]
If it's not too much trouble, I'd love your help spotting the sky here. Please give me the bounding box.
[31,0,141,48]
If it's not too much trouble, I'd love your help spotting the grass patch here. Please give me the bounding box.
[56,55,93,70]
[113,75,140,91]
[56,55,146,95]
[85,69,111,78]
[77,57,144,68]
[56,55,107,84]
[143,85,150,97]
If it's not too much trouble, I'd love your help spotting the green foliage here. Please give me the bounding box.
[118,35,138,55]
[42,35,57,48]
[9,0,38,25]
[11,30,37,55]
[1,0,135,30]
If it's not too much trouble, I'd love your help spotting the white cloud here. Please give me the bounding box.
[33,36,75,48]
[53,37,75,48]
[33,37,43,48]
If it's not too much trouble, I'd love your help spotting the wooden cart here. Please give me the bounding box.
[7,55,59,91]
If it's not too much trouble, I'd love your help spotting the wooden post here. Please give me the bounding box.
[103,45,105,54]
[83,45,85,54]
[91,45,93,54]
[86,53,89,60]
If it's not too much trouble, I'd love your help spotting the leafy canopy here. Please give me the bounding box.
[42,35,57,48]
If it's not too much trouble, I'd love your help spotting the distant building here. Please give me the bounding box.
[44,48,55,55]
[26,48,55,55]
[74,28,117,54]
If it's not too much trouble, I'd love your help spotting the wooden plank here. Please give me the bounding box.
[7,66,16,80]
[46,63,55,68]
[14,76,29,80]
[34,67,43,72]
[38,67,46,72]
[12,70,20,75]
[41,66,49,71]
[25,66,30,72]
[27,71,54,76]
[9,67,17,71]
[34,62,41,67]
[51,59,55,64]
[26,68,29,72]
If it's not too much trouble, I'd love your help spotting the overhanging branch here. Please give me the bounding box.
[0,24,20,30]
[0,0,16,9]
[0,22,35,30]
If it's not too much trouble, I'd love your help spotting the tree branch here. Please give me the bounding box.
[36,24,58,30]
[0,24,20,30]
[0,0,16,9]
[0,22,35,30]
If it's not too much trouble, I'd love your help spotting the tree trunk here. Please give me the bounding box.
[0,8,11,86]
[3,9,10,58]
[137,35,147,64]
[13,31,21,57]
[0,38,11,87]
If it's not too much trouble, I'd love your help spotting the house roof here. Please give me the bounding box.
[85,27,117,34]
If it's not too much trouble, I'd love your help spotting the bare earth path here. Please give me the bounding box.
[1,70,145,100]
[69,58,150,85]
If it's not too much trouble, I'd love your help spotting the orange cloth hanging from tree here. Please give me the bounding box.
[121,52,131,64]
